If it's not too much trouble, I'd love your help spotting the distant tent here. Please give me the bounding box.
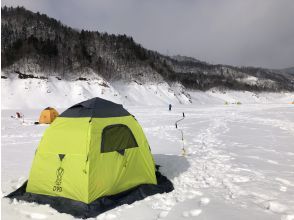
[7,98,173,218]
[39,107,59,124]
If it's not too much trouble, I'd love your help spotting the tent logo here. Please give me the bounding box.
[53,167,64,192]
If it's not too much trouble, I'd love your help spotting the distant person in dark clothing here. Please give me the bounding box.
[16,112,21,118]
[169,104,172,111]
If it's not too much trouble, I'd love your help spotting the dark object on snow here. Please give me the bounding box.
[6,170,173,219]
[34,122,39,125]
[169,104,172,111]
[175,112,186,155]
[175,112,185,129]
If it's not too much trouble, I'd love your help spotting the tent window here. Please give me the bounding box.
[101,124,138,153]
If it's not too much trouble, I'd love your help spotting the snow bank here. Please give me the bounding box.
[1,73,192,109]
[1,72,294,109]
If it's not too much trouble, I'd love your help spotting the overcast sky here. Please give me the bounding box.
[2,0,294,69]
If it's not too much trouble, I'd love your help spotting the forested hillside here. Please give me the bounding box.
[2,6,294,91]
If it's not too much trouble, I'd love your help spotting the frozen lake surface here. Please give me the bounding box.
[2,104,294,220]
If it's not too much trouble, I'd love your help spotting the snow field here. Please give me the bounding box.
[1,104,294,220]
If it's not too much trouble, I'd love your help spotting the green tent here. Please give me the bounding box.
[7,98,173,218]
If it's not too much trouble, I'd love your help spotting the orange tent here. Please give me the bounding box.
[39,107,59,124]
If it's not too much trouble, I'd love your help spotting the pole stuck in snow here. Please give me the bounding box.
[175,112,186,156]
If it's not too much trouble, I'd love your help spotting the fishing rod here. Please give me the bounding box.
[175,112,186,156]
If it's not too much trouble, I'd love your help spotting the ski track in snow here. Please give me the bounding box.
[1,104,294,220]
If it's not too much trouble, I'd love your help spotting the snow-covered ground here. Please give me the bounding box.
[2,103,294,220]
[2,73,294,109]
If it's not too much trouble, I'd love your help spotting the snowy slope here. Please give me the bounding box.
[2,73,294,109]
[1,73,193,109]
[2,105,294,220]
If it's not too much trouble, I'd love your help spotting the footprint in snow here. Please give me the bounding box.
[263,201,288,213]
[182,209,202,217]
[280,186,287,192]
[281,214,294,220]
[158,210,169,219]
[276,177,294,187]
[21,211,48,219]
[247,155,260,160]
[187,190,203,199]
[232,176,250,183]
[105,213,117,220]
[267,160,279,165]
[199,197,210,206]
[97,213,117,220]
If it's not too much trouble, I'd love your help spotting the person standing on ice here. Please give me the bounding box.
[169,104,172,111]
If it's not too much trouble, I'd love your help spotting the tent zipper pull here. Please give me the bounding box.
[83,154,89,174]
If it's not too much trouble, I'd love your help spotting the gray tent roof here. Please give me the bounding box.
[59,97,130,118]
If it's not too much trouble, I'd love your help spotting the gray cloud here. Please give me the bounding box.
[2,0,294,69]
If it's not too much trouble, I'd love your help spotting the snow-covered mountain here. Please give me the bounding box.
[1,6,294,109]
[2,7,294,88]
